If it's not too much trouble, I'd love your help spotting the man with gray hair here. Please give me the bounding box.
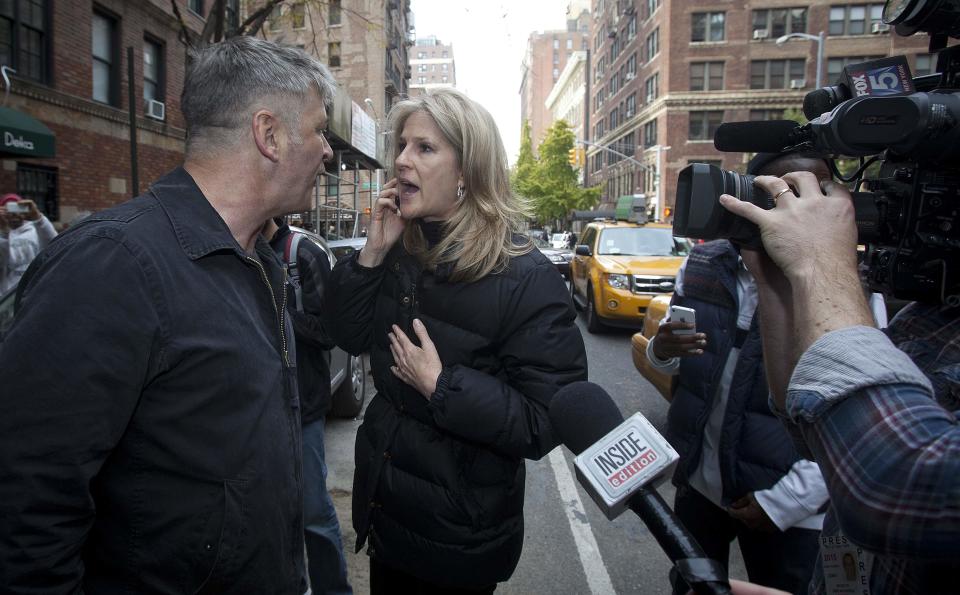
[0,36,335,593]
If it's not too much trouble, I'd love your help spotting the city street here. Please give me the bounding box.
[324,304,747,594]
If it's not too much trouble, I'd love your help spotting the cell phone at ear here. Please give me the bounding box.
[669,305,696,335]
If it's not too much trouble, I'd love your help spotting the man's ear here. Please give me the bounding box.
[252,109,281,163]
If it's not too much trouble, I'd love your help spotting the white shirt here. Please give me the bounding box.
[1,216,57,295]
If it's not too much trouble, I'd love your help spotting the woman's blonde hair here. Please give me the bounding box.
[386,89,531,283]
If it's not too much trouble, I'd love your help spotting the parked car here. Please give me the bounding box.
[289,227,367,418]
[532,237,573,279]
[327,236,367,262]
[569,204,690,333]
[551,232,571,250]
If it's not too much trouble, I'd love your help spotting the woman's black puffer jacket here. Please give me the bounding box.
[325,236,588,588]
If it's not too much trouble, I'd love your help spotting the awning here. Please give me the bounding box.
[0,106,54,158]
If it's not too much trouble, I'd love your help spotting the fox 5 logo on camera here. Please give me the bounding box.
[847,58,915,97]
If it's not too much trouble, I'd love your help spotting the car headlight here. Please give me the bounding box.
[606,274,629,290]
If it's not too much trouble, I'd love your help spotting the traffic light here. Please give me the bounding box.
[568,148,578,166]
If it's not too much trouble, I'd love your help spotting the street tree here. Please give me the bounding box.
[521,120,600,227]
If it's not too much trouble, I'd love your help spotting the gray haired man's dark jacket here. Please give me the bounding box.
[0,167,304,593]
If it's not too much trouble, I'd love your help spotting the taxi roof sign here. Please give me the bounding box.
[614,194,648,224]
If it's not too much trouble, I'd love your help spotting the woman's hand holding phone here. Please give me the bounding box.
[359,178,407,268]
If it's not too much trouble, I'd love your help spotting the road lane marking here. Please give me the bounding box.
[548,447,617,595]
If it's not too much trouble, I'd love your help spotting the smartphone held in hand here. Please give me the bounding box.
[5,202,28,214]
[669,305,696,335]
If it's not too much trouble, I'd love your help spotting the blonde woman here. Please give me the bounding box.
[325,89,588,594]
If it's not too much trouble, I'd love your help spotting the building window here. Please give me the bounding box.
[625,93,636,118]
[417,51,426,59]
[417,76,426,84]
[626,52,637,77]
[553,50,559,64]
[566,38,573,49]
[442,50,448,57]
[752,8,806,38]
[749,109,785,120]
[826,55,883,80]
[328,42,341,68]
[329,0,341,25]
[442,63,448,71]
[689,111,724,141]
[595,118,604,140]
[17,163,57,220]
[143,37,164,103]
[92,11,118,106]
[645,27,659,62]
[750,59,805,89]
[441,75,448,83]
[553,68,559,80]
[643,72,659,104]
[915,53,936,76]
[691,11,725,42]
[645,0,660,20]
[553,39,559,49]
[219,0,238,31]
[690,61,724,91]
[643,118,657,148]
[269,5,282,31]
[0,0,48,83]
[188,0,203,15]
[829,4,884,36]
[417,64,426,72]
[291,3,305,29]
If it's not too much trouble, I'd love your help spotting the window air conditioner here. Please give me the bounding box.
[752,29,769,40]
[625,72,636,81]
[871,22,891,33]
[146,99,165,121]
[789,79,806,89]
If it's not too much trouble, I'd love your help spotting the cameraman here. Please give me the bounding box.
[720,172,959,594]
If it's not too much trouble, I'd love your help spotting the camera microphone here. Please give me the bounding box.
[713,119,806,153]
[548,381,731,595]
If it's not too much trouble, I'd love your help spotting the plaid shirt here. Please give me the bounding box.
[783,306,960,595]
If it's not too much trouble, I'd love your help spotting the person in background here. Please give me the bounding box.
[324,89,587,594]
[648,151,838,595]
[263,216,352,595]
[0,37,336,592]
[0,194,57,295]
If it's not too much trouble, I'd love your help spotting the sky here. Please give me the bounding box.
[409,0,573,165]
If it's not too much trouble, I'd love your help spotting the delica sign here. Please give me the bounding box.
[573,413,679,520]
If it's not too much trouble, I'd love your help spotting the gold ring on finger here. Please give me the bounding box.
[773,187,792,204]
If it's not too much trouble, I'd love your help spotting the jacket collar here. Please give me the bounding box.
[149,166,257,261]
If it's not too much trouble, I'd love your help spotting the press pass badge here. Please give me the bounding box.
[820,532,872,595]
[573,412,679,520]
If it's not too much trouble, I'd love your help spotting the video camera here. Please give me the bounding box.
[673,0,960,304]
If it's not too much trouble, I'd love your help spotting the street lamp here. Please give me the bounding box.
[776,31,826,88]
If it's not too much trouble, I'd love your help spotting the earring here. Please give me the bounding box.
[456,185,465,199]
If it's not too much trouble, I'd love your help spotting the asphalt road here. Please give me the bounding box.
[324,305,747,594]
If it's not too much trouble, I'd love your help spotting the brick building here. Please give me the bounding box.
[586,0,929,216]
[0,0,202,225]
[520,0,592,153]
[409,36,455,97]
[263,0,412,235]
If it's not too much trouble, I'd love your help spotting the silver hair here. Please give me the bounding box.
[182,36,337,156]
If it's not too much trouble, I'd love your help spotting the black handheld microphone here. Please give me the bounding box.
[713,120,807,153]
[549,381,731,595]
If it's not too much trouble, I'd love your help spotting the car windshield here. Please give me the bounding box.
[597,227,690,256]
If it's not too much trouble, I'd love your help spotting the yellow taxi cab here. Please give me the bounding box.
[569,196,690,334]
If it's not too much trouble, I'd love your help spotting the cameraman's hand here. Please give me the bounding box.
[652,322,706,360]
[20,199,41,222]
[721,172,859,283]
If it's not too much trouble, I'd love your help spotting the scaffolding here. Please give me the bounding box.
[297,152,382,240]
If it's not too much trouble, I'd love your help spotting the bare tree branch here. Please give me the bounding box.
[199,0,226,44]
[169,0,197,47]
